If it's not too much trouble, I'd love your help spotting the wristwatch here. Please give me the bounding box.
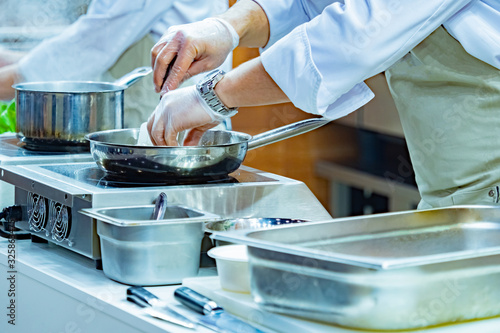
[196,69,238,118]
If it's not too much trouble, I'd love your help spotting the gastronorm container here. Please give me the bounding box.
[205,217,308,246]
[80,204,220,286]
[213,205,500,331]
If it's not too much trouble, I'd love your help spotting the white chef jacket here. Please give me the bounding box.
[254,0,500,119]
[18,0,228,82]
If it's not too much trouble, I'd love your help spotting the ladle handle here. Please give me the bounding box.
[152,192,167,220]
[248,117,332,150]
[113,66,152,88]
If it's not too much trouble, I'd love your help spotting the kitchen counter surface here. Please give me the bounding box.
[0,236,222,333]
[1,236,500,333]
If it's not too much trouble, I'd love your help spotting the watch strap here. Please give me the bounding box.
[196,70,238,118]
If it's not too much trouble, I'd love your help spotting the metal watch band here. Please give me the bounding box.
[196,70,238,118]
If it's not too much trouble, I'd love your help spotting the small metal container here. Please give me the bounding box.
[206,217,308,232]
[206,218,308,246]
[214,205,500,330]
[80,204,220,286]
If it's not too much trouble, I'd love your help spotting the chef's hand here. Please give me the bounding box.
[0,64,22,100]
[151,17,239,96]
[147,85,224,146]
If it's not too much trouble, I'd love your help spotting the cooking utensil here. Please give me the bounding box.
[174,286,266,333]
[213,205,500,331]
[85,117,331,180]
[13,66,152,151]
[206,217,308,232]
[151,192,167,220]
[80,204,220,285]
[126,286,196,329]
[159,55,177,99]
[206,217,309,246]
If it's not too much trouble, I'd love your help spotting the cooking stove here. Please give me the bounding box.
[0,133,93,164]
[0,159,331,265]
[0,133,94,239]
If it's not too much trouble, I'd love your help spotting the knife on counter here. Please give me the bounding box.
[174,286,267,333]
[126,286,196,330]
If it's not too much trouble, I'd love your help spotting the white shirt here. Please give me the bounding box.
[254,0,500,119]
[18,0,228,82]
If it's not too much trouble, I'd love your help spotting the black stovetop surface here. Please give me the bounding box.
[40,163,277,189]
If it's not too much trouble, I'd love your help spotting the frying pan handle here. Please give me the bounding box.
[113,66,153,88]
[247,117,332,150]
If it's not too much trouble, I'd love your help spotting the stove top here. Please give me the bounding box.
[0,134,93,165]
[0,160,331,261]
[69,166,239,188]
[39,163,268,189]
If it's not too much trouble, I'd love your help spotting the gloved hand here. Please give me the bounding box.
[147,85,224,146]
[151,17,239,96]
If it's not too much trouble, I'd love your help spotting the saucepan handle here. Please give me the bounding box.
[113,66,153,88]
[247,117,332,150]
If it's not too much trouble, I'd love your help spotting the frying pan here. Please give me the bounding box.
[85,117,332,181]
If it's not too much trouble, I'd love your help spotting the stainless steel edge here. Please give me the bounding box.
[113,66,152,88]
[247,118,332,150]
[79,204,221,227]
[212,205,500,270]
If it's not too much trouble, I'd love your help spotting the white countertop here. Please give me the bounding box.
[0,236,219,333]
[1,236,500,333]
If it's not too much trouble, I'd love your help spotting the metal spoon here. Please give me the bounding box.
[152,192,167,220]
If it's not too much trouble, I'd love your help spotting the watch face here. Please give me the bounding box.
[196,69,238,117]
[199,84,210,94]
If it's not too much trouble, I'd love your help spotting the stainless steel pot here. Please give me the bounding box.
[13,66,152,151]
[85,117,332,180]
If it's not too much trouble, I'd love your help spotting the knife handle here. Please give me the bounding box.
[127,286,159,307]
[127,294,149,308]
[174,287,222,315]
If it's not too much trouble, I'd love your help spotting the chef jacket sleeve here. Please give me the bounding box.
[444,0,500,70]
[255,0,473,119]
[18,0,176,82]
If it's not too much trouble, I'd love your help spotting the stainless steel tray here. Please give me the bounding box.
[81,205,220,285]
[213,205,500,330]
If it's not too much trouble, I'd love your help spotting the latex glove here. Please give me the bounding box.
[147,85,223,146]
[151,17,239,96]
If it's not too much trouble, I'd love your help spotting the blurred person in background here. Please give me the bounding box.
[0,0,230,128]
[147,0,500,209]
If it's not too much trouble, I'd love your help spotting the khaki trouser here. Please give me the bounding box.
[386,26,500,209]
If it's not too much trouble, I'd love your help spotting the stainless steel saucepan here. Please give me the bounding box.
[13,66,152,151]
[85,117,332,180]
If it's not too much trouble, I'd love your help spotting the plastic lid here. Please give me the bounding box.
[208,244,248,262]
